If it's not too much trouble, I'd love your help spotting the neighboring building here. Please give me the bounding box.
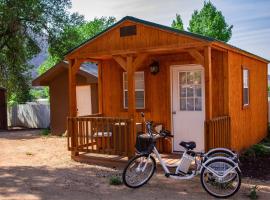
[32,61,98,135]
[65,16,268,156]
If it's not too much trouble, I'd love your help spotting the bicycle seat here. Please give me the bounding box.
[179,141,196,150]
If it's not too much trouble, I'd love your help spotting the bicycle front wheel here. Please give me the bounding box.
[123,154,156,188]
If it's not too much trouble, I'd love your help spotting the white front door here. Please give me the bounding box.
[171,65,205,152]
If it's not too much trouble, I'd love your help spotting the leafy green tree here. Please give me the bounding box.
[48,16,116,61]
[0,0,84,103]
[171,14,184,30]
[34,17,116,99]
[188,1,233,42]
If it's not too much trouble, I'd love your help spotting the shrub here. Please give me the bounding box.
[41,128,51,136]
[248,185,259,199]
[109,176,122,185]
[243,143,270,158]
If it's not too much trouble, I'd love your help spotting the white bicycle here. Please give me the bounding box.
[122,113,241,198]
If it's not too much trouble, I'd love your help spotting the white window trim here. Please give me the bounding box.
[123,71,145,109]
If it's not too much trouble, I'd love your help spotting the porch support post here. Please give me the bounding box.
[204,46,212,151]
[98,61,103,113]
[204,46,213,120]
[68,59,81,157]
[127,55,136,156]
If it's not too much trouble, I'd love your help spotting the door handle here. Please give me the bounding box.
[172,111,176,115]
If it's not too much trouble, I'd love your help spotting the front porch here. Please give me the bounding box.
[66,17,232,160]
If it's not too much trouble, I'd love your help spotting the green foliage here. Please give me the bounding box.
[0,0,84,104]
[48,16,116,61]
[36,16,116,99]
[171,14,184,30]
[188,1,233,42]
[243,143,270,157]
[248,185,259,199]
[41,128,51,136]
[109,176,122,185]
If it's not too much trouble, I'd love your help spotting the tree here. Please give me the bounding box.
[188,1,233,42]
[0,0,84,103]
[171,14,184,30]
[48,16,116,61]
[34,16,116,99]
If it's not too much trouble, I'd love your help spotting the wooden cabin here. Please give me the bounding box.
[32,61,98,135]
[65,16,269,157]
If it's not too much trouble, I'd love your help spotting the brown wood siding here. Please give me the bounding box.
[68,21,204,59]
[100,53,204,153]
[211,49,228,117]
[228,51,268,151]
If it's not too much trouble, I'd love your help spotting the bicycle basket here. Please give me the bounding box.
[135,134,155,154]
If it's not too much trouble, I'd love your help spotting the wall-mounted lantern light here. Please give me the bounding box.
[149,61,159,75]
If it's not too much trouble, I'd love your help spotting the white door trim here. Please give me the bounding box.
[170,64,205,152]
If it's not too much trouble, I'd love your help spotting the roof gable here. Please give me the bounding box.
[65,16,269,63]
[66,16,209,59]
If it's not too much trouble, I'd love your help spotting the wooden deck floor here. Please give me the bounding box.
[72,152,182,169]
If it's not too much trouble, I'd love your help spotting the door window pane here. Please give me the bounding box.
[195,86,202,97]
[187,86,194,97]
[179,72,186,84]
[187,98,194,111]
[180,98,186,110]
[195,98,202,111]
[179,70,202,111]
[187,72,194,84]
[194,71,201,84]
[180,86,187,97]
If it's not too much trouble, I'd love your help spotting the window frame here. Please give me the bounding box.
[123,71,145,109]
[242,67,250,108]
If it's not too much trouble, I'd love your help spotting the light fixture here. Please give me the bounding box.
[149,61,159,75]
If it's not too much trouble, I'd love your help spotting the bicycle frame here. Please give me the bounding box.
[140,147,240,181]
[139,113,240,181]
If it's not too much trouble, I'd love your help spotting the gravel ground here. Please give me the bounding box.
[0,130,270,200]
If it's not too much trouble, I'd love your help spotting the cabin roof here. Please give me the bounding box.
[32,61,98,86]
[65,16,269,63]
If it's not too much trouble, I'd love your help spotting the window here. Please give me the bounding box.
[243,68,249,106]
[179,71,202,111]
[123,71,145,109]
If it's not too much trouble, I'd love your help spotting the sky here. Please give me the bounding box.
[70,0,270,70]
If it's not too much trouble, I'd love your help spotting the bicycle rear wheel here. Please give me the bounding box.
[123,154,156,188]
[200,158,241,198]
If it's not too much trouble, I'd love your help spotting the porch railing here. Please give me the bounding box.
[67,116,132,156]
[205,116,231,150]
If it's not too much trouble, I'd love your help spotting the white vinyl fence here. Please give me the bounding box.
[8,102,50,128]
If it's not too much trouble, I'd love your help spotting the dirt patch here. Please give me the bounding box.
[1,130,270,200]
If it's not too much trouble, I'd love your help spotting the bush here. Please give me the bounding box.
[109,176,122,185]
[243,143,270,158]
[41,128,51,136]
